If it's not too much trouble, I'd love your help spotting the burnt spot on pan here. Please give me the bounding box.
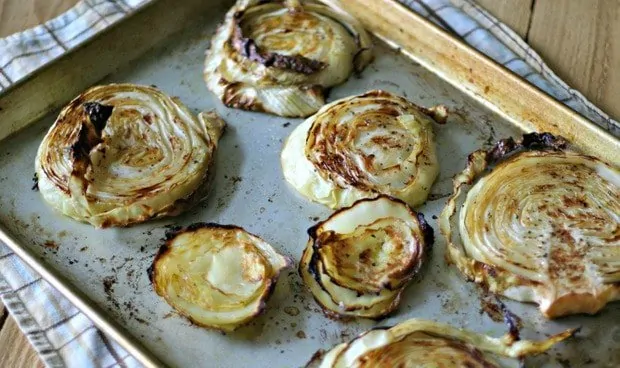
[32,173,39,191]
[486,132,568,164]
[521,132,568,150]
[487,137,518,163]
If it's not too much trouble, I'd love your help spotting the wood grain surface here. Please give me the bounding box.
[476,0,533,38]
[527,0,620,120]
[0,308,44,368]
[0,0,619,366]
[0,306,7,330]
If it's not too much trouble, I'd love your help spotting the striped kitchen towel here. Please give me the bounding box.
[0,0,618,367]
[0,0,149,93]
[0,2,150,367]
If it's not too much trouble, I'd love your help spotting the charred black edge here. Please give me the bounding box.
[521,132,568,151]
[305,241,322,286]
[55,99,111,167]
[32,173,39,191]
[147,241,168,284]
[306,195,408,287]
[301,239,401,321]
[70,122,98,163]
[83,102,114,132]
[303,195,433,314]
[304,349,327,368]
[368,325,392,331]
[416,212,434,249]
[69,103,115,166]
[306,194,432,282]
[486,132,568,164]
[68,121,103,193]
[230,11,326,74]
[495,296,521,341]
[149,222,285,330]
[307,194,420,238]
[352,47,373,74]
[163,222,270,245]
[486,137,518,163]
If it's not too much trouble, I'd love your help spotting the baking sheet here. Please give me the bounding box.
[0,1,618,367]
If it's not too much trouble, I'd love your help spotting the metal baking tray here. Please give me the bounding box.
[0,0,618,367]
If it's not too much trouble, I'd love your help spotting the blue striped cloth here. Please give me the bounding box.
[0,0,149,94]
[0,0,618,367]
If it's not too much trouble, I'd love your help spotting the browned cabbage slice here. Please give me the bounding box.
[300,196,432,319]
[35,84,225,227]
[440,132,620,318]
[282,90,443,209]
[204,0,373,117]
[150,223,291,331]
[306,318,577,368]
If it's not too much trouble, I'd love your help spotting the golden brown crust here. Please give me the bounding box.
[441,132,620,318]
[150,223,291,331]
[230,11,327,74]
[204,0,373,117]
[355,337,499,368]
[282,89,441,209]
[306,318,577,367]
[304,92,432,193]
[300,195,432,319]
[35,84,225,227]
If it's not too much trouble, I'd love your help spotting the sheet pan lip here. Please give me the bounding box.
[0,222,167,368]
[0,1,617,367]
[323,0,618,157]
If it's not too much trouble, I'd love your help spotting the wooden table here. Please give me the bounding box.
[0,0,618,366]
